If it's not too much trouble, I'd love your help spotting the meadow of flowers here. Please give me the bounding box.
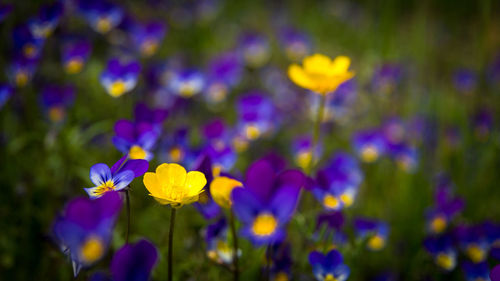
[1,1,500,280]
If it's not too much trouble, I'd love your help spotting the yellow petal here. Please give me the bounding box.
[156,163,187,188]
[329,55,351,74]
[288,64,313,89]
[143,172,162,197]
[185,171,207,197]
[303,54,332,74]
[210,176,243,209]
[180,195,200,205]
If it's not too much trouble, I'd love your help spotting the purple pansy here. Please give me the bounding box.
[204,52,243,104]
[352,128,386,163]
[62,39,92,74]
[130,21,166,57]
[453,69,477,94]
[111,239,158,281]
[100,58,141,98]
[13,25,45,60]
[292,135,323,171]
[424,234,457,271]
[0,3,13,22]
[309,250,350,281]
[426,175,464,234]
[168,68,205,98]
[237,92,277,142]
[84,155,148,199]
[8,56,38,88]
[239,32,270,68]
[371,63,402,95]
[0,84,13,109]
[462,261,490,281]
[354,217,389,251]
[52,191,122,276]
[279,27,311,61]
[455,224,490,264]
[40,85,75,123]
[28,2,63,39]
[113,119,159,161]
[204,217,239,265]
[472,109,494,141]
[78,0,124,34]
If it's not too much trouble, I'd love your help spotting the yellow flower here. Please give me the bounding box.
[143,163,207,207]
[210,176,243,209]
[288,54,355,95]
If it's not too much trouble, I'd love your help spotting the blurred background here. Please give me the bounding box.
[0,0,499,280]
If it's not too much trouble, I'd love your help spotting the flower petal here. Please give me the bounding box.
[185,171,207,197]
[231,188,262,224]
[329,56,351,74]
[113,170,134,190]
[156,163,186,188]
[288,64,313,89]
[90,164,112,186]
[143,172,162,197]
[303,54,331,73]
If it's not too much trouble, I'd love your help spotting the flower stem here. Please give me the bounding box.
[229,210,239,281]
[168,208,176,281]
[125,189,130,244]
[265,245,271,281]
[306,94,327,175]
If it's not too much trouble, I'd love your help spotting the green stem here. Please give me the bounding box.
[265,245,271,281]
[229,211,239,281]
[306,94,327,175]
[168,208,176,281]
[125,189,130,244]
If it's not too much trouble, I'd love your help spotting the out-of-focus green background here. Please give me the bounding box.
[1,0,499,280]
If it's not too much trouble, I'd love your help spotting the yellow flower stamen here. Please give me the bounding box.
[323,194,340,210]
[80,236,104,263]
[129,145,147,160]
[108,80,127,97]
[252,213,278,237]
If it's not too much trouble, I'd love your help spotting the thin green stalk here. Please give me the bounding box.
[306,94,327,175]
[168,208,177,281]
[125,189,130,244]
[229,211,239,281]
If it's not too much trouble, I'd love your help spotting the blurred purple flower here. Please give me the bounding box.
[41,85,75,123]
[62,39,92,74]
[309,249,350,281]
[100,58,141,98]
[111,239,158,281]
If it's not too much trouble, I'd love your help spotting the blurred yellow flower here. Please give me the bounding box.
[288,54,355,95]
[210,176,243,209]
[143,163,207,207]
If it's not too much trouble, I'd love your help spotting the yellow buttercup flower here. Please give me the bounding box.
[143,163,207,207]
[288,54,355,95]
[210,176,243,209]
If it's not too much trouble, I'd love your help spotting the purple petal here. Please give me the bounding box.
[231,188,262,224]
[111,239,158,281]
[119,159,149,178]
[308,251,325,266]
[114,120,135,142]
[112,170,134,190]
[325,249,343,267]
[491,264,500,281]
[276,169,305,190]
[95,191,123,219]
[270,185,300,224]
[90,164,112,186]
[111,155,128,174]
[245,159,275,203]
[65,197,97,229]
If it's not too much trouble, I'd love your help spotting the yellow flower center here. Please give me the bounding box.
[274,271,289,281]
[89,180,116,197]
[23,44,37,58]
[16,72,28,87]
[96,17,112,33]
[48,106,65,122]
[80,236,104,263]
[361,145,379,163]
[129,145,147,159]
[169,147,183,162]
[141,40,158,56]
[208,83,228,102]
[430,215,447,233]
[367,235,385,251]
[212,164,222,177]
[340,193,354,207]
[466,244,485,263]
[179,83,197,97]
[296,151,312,170]
[323,194,340,209]
[252,213,278,237]
[324,274,338,281]
[232,137,249,152]
[245,124,261,140]
[109,80,127,97]
[65,58,84,74]
[436,253,454,270]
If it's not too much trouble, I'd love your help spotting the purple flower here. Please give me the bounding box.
[268,242,293,280]
[79,0,124,34]
[231,159,305,246]
[168,68,205,98]
[354,218,389,251]
[111,239,158,281]
[311,152,363,211]
[392,143,419,172]
[134,103,168,129]
[204,52,243,104]
[472,109,494,141]
[426,176,464,234]
[113,120,159,161]
[62,39,92,74]
[0,4,13,22]
[239,32,270,68]
[453,69,477,94]
[462,261,490,281]
[130,21,166,57]
[279,27,311,61]
[41,85,75,123]
[309,250,350,281]
[491,264,500,281]
[13,25,45,60]
[371,63,402,95]
[292,135,323,170]
[8,56,38,88]
[100,58,141,97]
[84,155,148,199]
[52,191,122,276]
[352,128,385,163]
[28,3,63,39]
[237,92,277,141]
[316,211,345,232]
[202,119,237,172]
[159,127,193,165]
[0,84,13,108]
[204,217,239,264]
[424,234,457,271]
[455,225,490,264]
[192,154,222,220]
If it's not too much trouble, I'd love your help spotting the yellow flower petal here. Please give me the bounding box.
[143,172,162,197]
[210,176,243,209]
[329,55,351,74]
[288,64,313,89]
[156,163,187,188]
[185,171,207,197]
[303,53,332,74]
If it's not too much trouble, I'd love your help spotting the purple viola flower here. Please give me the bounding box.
[491,264,500,281]
[453,69,477,94]
[371,63,402,95]
[62,39,92,74]
[159,127,193,165]
[204,217,239,265]
[455,224,490,264]
[231,158,305,246]
[0,84,13,109]
[192,154,222,220]
[168,68,205,98]
[239,32,271,68]
[78,0,124,34]
[309,250,350,281]
[28,2,63,39]
[268,241,293,281]
[204,52,243,104]
[111,239,158,281]
[112,120,159,161]
[100,58,141,98]
[40,85,75,123]
[392,143,419,172]
[52,191,122,276]
[13,25,45,60]
[484,223,500,261]
[424,234,458,271]
[237,92,277,141]
[382,117,407,148]
[279,27,311,61]
[84,155,149,199]
[134,103,168,129]
[352,128,385,163]
[472,109,494,141]
[311,152,363,211]
[0,3,13,22]
[316,211,345,232]
[462,261,490,281]
[354,218,389,251]
[202,119,237,172]
[292,135,323,171]
[8,56,38,88]
[426,176,464,234]
[131,21,166,57]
